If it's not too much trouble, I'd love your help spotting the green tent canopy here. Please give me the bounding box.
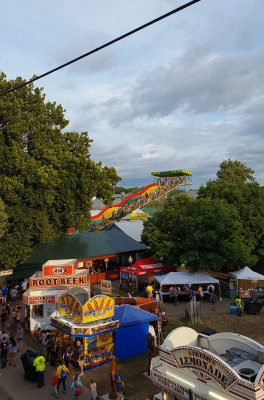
[151,170,192,178]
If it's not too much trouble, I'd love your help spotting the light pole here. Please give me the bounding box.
[128,255,133,288]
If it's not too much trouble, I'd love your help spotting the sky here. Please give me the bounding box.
[1,0,264,188]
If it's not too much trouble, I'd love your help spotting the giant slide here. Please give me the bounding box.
[91,183,159,222]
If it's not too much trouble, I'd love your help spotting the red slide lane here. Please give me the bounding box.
[91,183,155,220]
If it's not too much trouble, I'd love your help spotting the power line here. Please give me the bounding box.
[0,0,201,97]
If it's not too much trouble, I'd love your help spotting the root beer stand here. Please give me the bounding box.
[49,288,119,370]
[23,259,90,333]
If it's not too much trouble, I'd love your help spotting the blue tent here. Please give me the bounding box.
[114,305,157,360]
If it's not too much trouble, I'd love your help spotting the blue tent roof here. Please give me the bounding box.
[114,304,158,327]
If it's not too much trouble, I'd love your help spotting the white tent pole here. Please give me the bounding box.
[219,283,222,302]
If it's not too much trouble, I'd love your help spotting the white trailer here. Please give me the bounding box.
[150,326,264,400]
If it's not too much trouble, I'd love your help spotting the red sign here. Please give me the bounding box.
[43,264,74,277]
[104,258,109,262]
[30,275,88,288]
[0,269,13,276]
[23,294,56,305]
[30,295,56,305]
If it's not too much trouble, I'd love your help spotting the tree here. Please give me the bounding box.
[0,197,7,238]
[216,159,255,184]
[142,193,251,271]
[0,73,120,267]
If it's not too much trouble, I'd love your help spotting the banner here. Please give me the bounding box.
[30,275,88,288]
[130,212,148,220]
[101,280,112,295]
[85,342,114,367]
[50,317,72,335]
[58,293,83,323]
[82,295,114,323]
[172,346,238,390]
[91,321,119,335]
[0,269,13,276]
[23,295,56,305]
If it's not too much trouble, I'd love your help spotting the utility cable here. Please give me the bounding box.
[0,0,201,97]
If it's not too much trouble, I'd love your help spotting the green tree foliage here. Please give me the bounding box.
[0,197,7,238]
[0,73,120,267]
[142,160,264,271]
[216,159,255,183]
[142,194,249,271]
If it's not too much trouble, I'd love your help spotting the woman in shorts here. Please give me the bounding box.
[8,336,17,367]
[16,324,24,351]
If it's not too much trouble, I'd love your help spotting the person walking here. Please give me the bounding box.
[51,371,59,399]
[50,335,57,366]
[235,296,242,317]
[114,371,124,400]
[90,378,97,400]
[1,287,8,305]
[15,307,21,328]
[1,308,7,332]
[146,284,153,300]
[36,328,43,355]
[8,335,17,367]
[63,345,73,369]
[57,360,69,394]
[76,340,84,376]
[161,312,168,339]
[71,373,82,399]
[33,355,45,388]
[210,292,217,311]
[172,286,178,305]
[16,323,24,352]
[0,336,8,368]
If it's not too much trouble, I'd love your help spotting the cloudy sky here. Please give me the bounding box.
[1,0,263,188]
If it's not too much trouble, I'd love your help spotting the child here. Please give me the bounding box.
[114,371,124,400]
[90,378,97,400]
[51,371,59,398]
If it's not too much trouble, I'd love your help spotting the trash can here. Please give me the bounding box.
[244,300,264,315]
[230,302,237,315]
[21,350,38,382]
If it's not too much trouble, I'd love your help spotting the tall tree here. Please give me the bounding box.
[0,73,120,267]
[142,193,250,271]
[216,159,255,184]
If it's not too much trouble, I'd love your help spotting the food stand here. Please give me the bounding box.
[50,288,119,370]
[155,271,221,301]
[23,259,89,333]
[151,326,264,400]
[229,266,264,298]
[120,258,174,289]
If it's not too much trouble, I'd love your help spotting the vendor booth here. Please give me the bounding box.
[155,271,221,301]
[151,326,264,400]
[23,259,89,333]
[120,258,174,289]
[229,266,264,298]
[50,288,119,370]
[113,304,157,360]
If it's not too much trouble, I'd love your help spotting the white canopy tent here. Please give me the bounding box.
[155,271,221,299]
[229,266,264,280]
[229,266,264,294]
